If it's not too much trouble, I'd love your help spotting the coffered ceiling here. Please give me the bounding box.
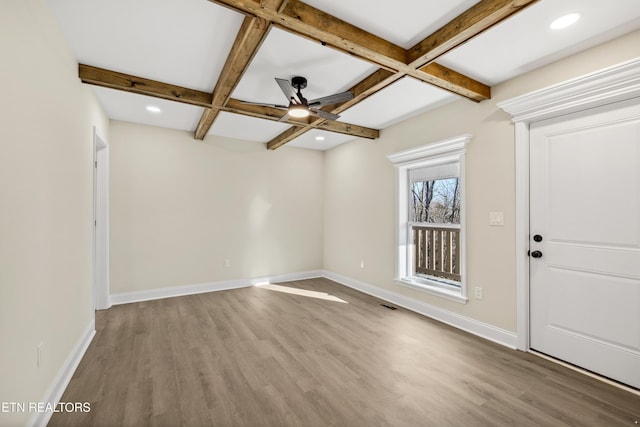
[47,0,640,150]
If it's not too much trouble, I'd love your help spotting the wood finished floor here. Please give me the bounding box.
[50,278,640,427]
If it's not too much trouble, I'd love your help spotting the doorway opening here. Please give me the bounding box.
[93,127,110,310]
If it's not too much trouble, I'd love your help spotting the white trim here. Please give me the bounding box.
[110,270,323,305]
[497,57,640,123]
[30,321,96,427]
[513,122,530,351]
[396,277,468,304]
[498,57,640,352]
[323,271,517,349]
[387,134,472,164]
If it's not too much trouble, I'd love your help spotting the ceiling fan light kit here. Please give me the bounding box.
[288,104,310,118]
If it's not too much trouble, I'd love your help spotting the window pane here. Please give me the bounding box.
[410,178,460,224]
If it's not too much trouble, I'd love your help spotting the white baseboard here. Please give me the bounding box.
[323,270,518,349]
[30,320,96,427]
[110,270,324,305]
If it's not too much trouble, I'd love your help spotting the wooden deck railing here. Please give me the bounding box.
[412,223,461,282]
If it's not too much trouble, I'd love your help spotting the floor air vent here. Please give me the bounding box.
[380,304,397,310]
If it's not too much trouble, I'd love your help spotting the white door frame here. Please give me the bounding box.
[498,57,640,351]
[93,126,111,310]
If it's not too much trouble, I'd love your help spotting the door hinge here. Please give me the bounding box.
[94,160,97,168]
[94,220,97,227]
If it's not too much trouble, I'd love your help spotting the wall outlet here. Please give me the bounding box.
[474,286,483,300]
[224,259,230,268]
[360,260,365,269]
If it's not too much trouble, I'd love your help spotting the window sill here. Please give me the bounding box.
[396,277,468,304]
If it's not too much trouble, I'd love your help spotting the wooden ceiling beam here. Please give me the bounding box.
[208,0,490,101]
[224,98,309,124]
[210,0,406,66]
[79,64,212,107]
[266,125,312,150]
[331,69,404,114]
[412,63,490,101]
[208,0,541,107]
[407,0,539,69]
[274,1,492,101]
[194,15,271,139]
[264,119,379,151]
[224,98,378,139]
[78,65,376,141]
[260,0,290,13]
[278,0,406,66]
[316,120,379,140]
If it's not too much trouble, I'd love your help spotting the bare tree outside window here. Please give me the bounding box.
[411,178,460,224]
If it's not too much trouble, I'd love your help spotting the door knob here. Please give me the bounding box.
[533,234,543,242]
[530,250,543,258]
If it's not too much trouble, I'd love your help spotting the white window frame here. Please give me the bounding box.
[387,134,471,303]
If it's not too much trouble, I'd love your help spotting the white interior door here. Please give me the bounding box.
[529,97,640,389]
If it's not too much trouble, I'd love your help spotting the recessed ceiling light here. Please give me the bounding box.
[315,136,325,141]
[146,105,161,113]
[550,13,580,30]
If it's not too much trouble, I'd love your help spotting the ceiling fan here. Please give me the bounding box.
[243,76,354,121]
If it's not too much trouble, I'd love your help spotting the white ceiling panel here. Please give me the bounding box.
[47,0,244,91]
[438,0,640,85]
[339,77,459,129]
[91,86,204,132]
[207,111,292,143]
[303,0,481,49]
[231,27,378,106]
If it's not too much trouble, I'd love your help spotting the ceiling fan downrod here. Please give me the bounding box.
[291,76,308,105]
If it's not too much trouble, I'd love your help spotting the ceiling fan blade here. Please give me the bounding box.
[309,109,340,121]
[278,112,291,122]
[308,91,353,108]
[276,78,301,104]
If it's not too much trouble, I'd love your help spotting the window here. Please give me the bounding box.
[387,134,470,303]
[410,172,461,283]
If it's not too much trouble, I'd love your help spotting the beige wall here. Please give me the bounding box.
[109,122,324,294]
[0,0,109,425]
[324,29,640,332]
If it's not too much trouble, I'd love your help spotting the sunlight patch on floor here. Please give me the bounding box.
[255,283,348,303]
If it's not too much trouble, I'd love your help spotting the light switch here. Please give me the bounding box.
[489,211,504,226]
